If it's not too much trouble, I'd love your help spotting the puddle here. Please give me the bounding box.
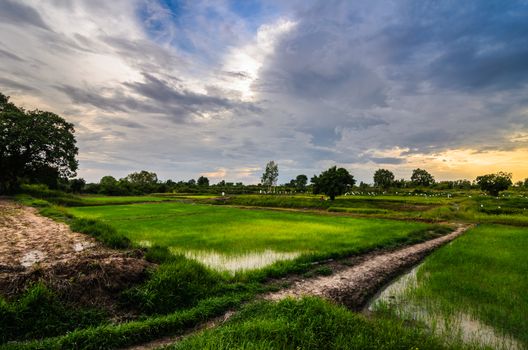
[367,264,522,350]
[169,248,302,274]
[20,250,45,267]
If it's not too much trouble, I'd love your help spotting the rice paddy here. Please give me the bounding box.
[67,201,432,272]
[370,224,528,349]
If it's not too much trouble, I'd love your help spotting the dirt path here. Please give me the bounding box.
[0,198,151,314]
[0,199,101,268]
[265,224,471,309]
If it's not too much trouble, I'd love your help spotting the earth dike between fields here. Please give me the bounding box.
[264,224,471,309]
[0,198,153,316]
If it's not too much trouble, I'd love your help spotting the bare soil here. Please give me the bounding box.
[0,199,152,315]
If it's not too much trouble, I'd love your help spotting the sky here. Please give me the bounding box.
[1,0,528,184]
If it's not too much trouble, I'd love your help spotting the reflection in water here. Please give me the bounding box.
[368,264,521,350]
[170,248,301,274]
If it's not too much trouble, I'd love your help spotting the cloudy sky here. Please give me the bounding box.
[1,0,528,183]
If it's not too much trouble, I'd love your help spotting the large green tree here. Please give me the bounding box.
[0,93,78,193]
[125,170,158,193]
[373,169,395,189]
[410,168,435,187]
[288,174,308,192]
[476,172,512,196]
[311,166,355,200]
[197,176,209,187]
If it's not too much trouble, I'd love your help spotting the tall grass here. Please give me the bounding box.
[0,293,249,350]
[171,297,461,350]
[0,284,105,344]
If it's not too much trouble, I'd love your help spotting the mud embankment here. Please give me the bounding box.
[265,224,471,310]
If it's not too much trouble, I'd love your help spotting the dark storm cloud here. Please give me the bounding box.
[254,0,528,162]
[96,117,146,129]
[57,73,258,124]
[125,73,232,110]
[0,77,37,92]
[381,0,528,92]
[369,157,405,165]
[256,27,388,108]
[0,0,50,30]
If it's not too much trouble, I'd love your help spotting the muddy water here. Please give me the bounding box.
[169,248,301,274]
[366,263,521,350]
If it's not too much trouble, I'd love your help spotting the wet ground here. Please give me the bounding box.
[368,262,522,350]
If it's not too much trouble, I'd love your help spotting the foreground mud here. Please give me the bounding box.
[0,199,152,313]
[265,224,471,309]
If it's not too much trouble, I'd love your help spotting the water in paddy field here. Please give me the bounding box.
[367,264,521,350]
[170,247,302,274]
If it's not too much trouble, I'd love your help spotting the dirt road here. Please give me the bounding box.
[265,224,471,309]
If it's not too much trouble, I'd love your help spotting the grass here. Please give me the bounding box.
[382,224,528,347]
[78,195,176,205]
[0,284,106,344]
[171,297,461,350]
[217,194,450,210]
[215,193,528,226]
[67,202,435,256]
[69,218,131,249]
[122,253,257,315]
[0,293,249,350]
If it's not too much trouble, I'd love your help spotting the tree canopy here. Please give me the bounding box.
[476,172,512,196]
[289,174,308,192]
[197,176,209,187]
[311,166,355,200]
[261,161,279,191]
[410,168,435,187]
[0,92,78,193]
[373,169,395,189]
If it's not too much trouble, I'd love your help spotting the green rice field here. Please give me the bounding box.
[68,202,435,272]
[371,224,528,349]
